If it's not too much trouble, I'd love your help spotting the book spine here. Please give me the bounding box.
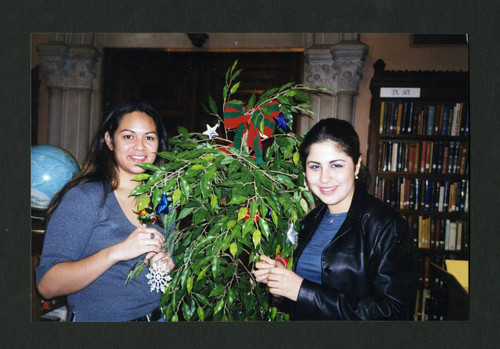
[434,103,442,135]
[407,102,414,134]
[423,256,431,287]
[448,221,457,251]
[435,218,441,250]
[379,101,385,134]
[401,102,408,135]
[456,221,463,251]
[441,106,450,135]
[442,143,449,174]
[444,219,451,250]
[396,103,403,134]
[425,141,433,173]
[420,141,427,173]
[442,181,450,212]
[414,178,420,210]
[426,105,435,135]
[459,144,468,175]
[391,142,398,172]
[424,179,432,211]
[438,182,445,212]
[436,141,444,173]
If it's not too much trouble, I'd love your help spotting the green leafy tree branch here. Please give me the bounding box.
[129,61,332,321]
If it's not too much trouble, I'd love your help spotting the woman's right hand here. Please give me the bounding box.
[112,226,165,262]
[254,254,280,284]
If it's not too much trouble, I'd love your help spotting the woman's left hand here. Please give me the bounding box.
[266,267,304,302]
[144,251,175,272]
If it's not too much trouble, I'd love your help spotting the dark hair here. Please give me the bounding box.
[299,118,370,187]
[46,100,168,221]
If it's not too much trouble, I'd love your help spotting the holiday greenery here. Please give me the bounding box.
[128,61,332,321]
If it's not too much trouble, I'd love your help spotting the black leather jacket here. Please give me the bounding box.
[277,184,417,320]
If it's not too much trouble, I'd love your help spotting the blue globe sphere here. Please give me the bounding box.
[31,145,81,209]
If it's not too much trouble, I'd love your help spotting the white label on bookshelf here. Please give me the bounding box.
[380,87,421,98]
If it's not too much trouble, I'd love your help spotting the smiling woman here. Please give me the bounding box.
[254,118,417,320]
[35,101,175,322]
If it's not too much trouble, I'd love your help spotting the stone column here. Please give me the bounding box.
[331,41,369,123]
[37,41,100,164]
[302,47,337,134]
[301,40,368,133]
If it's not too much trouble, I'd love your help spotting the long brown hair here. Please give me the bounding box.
[45,100,168,222]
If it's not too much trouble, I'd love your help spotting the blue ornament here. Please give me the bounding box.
[274,111,289,131]
[156,193,170,214]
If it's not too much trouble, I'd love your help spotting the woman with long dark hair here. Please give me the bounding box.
[36,100,174,321]
[254,118,416,320]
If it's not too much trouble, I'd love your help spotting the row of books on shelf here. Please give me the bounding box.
[414,254,468,321]
[375,177,469,213]
[379,100,469,137]
[377,140,468,174]
[414,287,447,321]
[407,214,469,251]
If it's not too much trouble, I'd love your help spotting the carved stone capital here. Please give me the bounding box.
[331,41,368,94]
[37,42,100,90]
[304,48,337,90]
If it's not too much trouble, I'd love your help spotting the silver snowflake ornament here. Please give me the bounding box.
[145,261,172,293]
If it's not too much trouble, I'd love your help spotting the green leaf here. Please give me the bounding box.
[230,81,241,94]
[137,196,150,212]
[210,194,218,210]
[232,68,243,81]
[136,163,160,171]
[231,59,238,73]
[214,298,224,315]
[180,177,190,199]
[247,92,256,109]
[130,183,150,196]
[242,218,254,236]
[223,85,228,100]
[300,198,309,214]
[271,210,279,227]
[196,266,209,282]
[197,306,205,321]
[249,201,258,218]
[208,94,217,114]
[227,195,247,205]
[178,207,195,220]
[209,285,225,297]
[258,219,271,240]
[172,188,182,204]
[211,257,220,279]
[293,151,300,165]
[229,242,238,258]
[275,174,295,189]
[131,173,150,181]
[252,230,261,248]
[186,276,193,295]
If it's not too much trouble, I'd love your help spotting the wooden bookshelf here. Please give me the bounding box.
[366,59,469,321]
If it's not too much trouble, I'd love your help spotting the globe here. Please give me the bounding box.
[31,145,81,210]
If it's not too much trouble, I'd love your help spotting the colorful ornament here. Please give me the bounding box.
[223,101,281,164]
[137,208,157,226]
[156,193,170,214]
[145,261,172,293]
[274,111,290,131]
[243,209,260,223]
[203,123,219,140]
[285,222,298,245]
[274,252,289,267]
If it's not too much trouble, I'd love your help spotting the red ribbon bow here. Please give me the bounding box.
[223,101,280,163]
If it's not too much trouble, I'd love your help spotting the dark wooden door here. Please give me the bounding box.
[102,49,304,136]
